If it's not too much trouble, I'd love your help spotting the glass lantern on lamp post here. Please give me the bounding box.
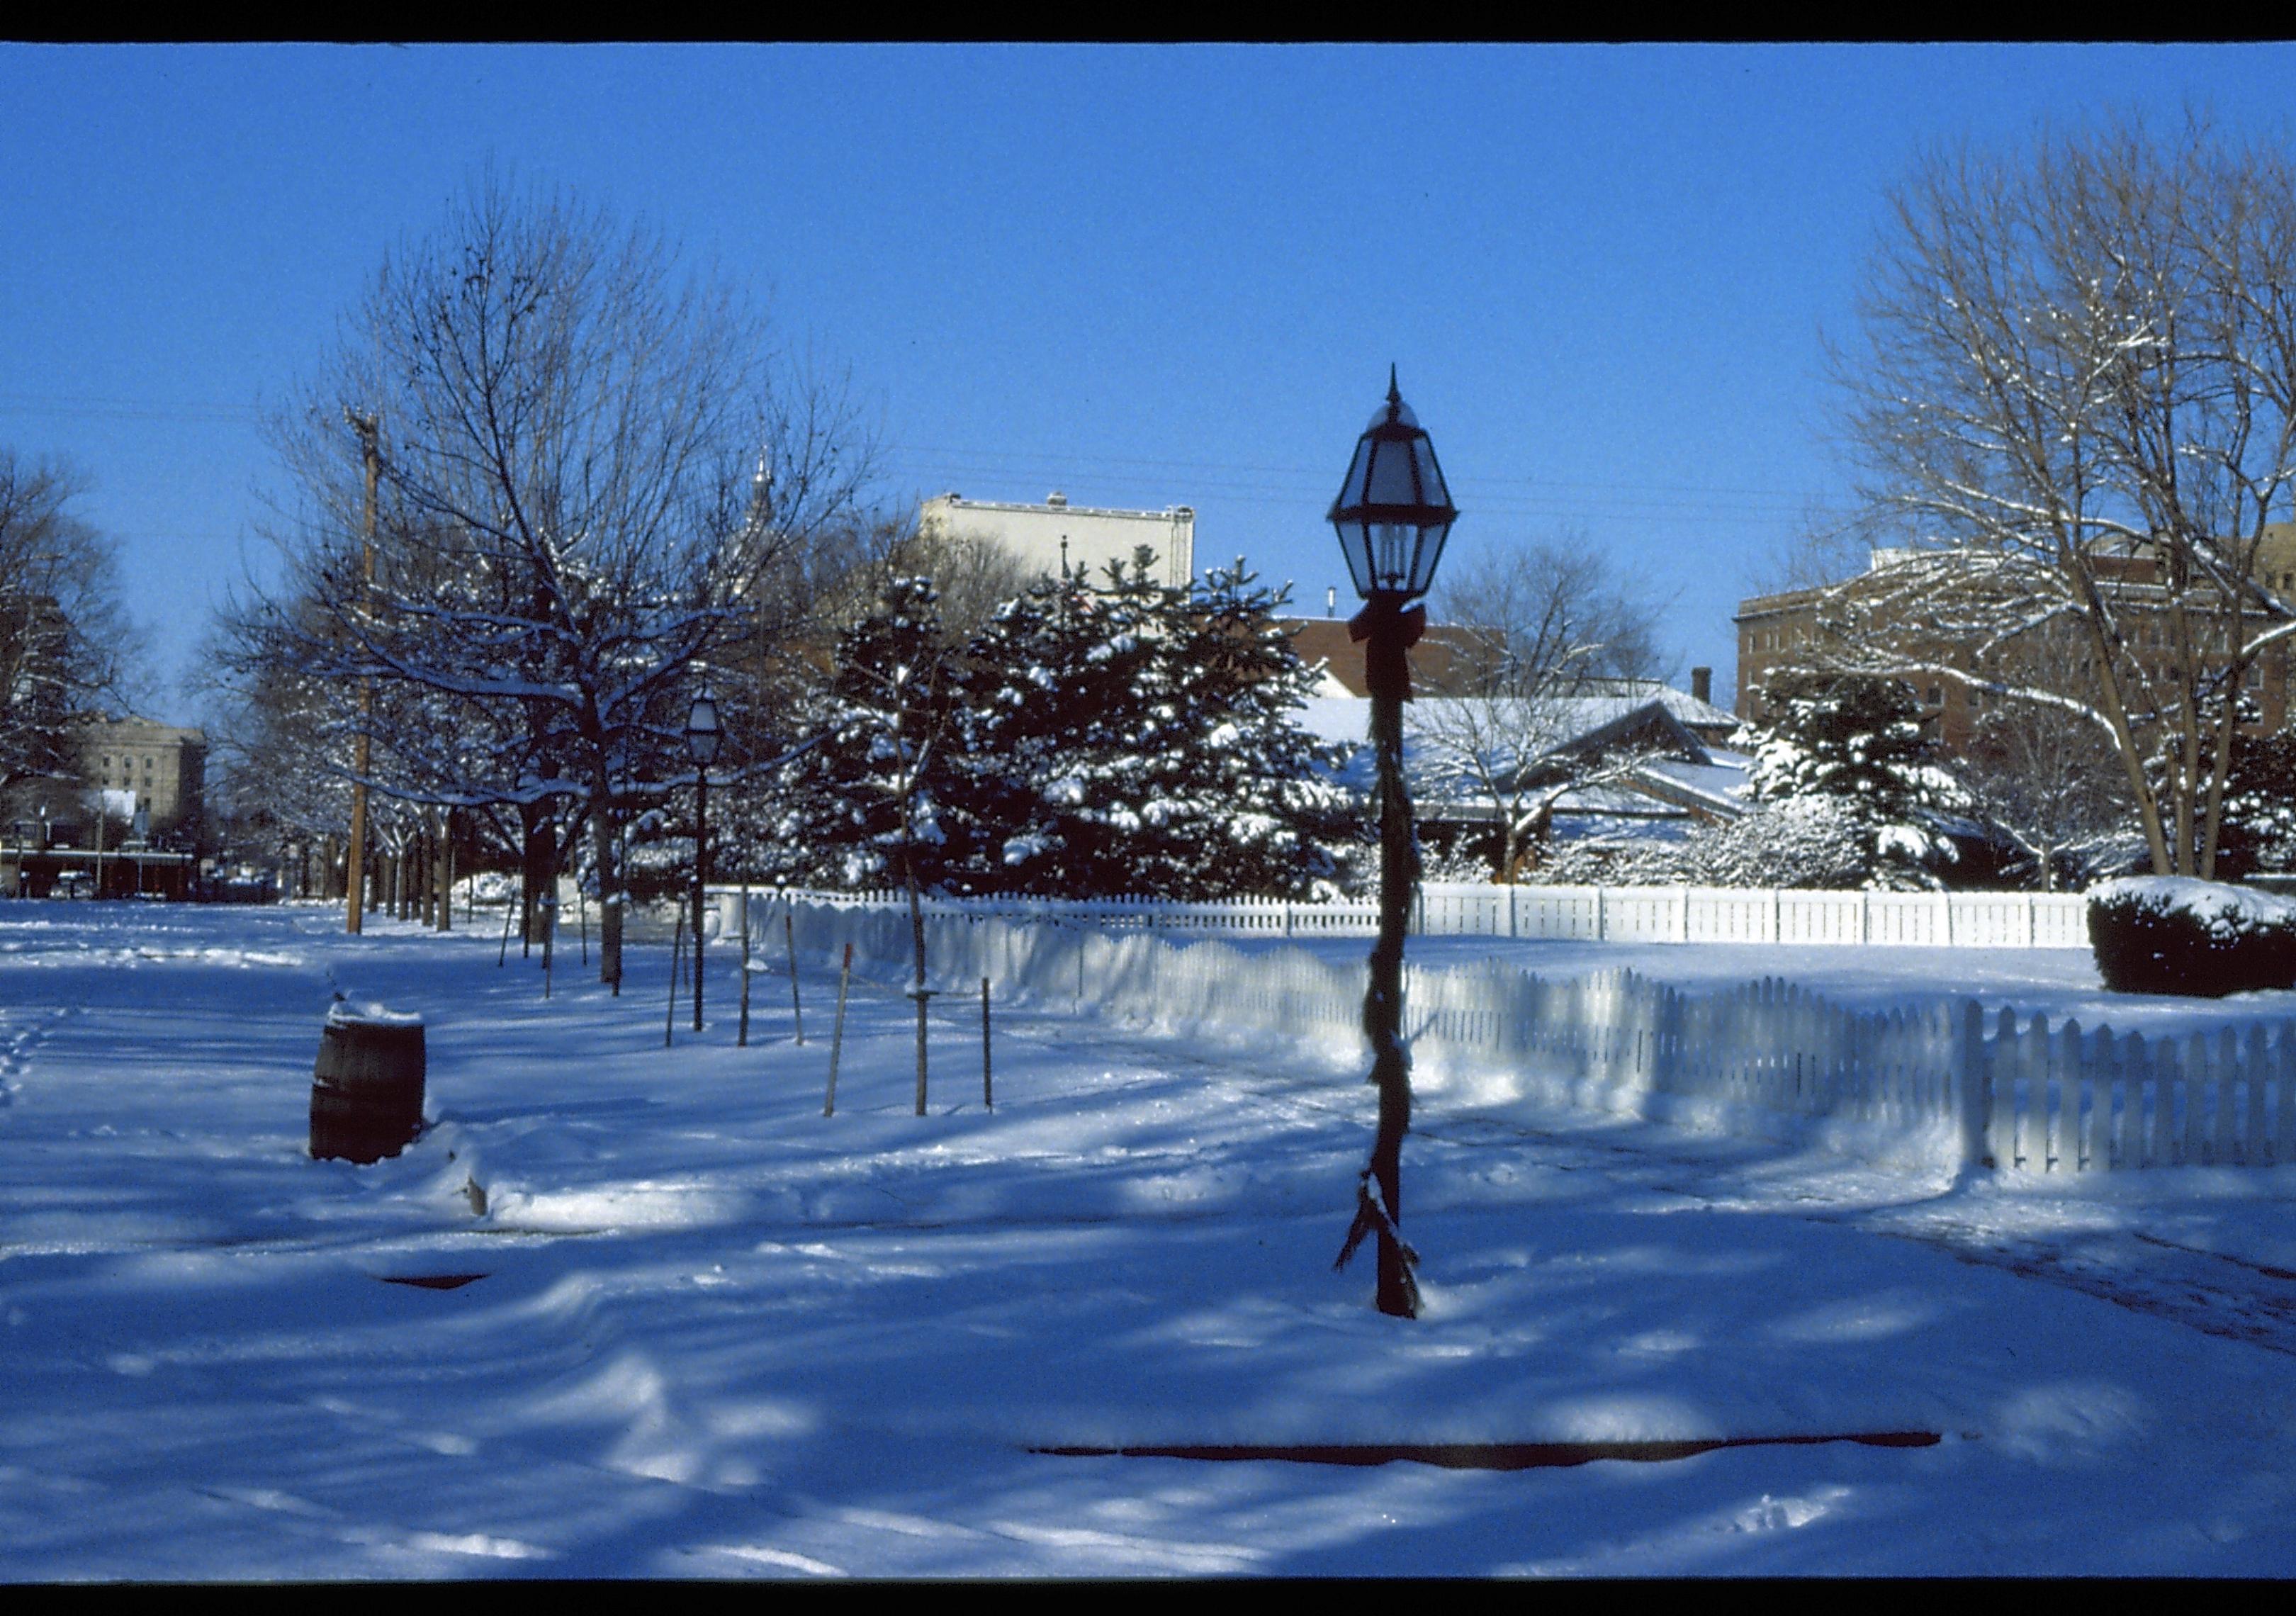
[685,687,722,1033]
[1329,366,1458,1320]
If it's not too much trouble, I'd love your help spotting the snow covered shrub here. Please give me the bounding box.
[1418,834,1505,885]
[1523,795,1879,890]
[1525,834,1691,887]
[1697,795,1883,888]
[2086,877,2296,997]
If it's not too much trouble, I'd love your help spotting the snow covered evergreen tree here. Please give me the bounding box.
[1748,673,1966,887]
[948,553,1361,899]
[2218,729,2296,881]
[1145,560,1364,897]
[763,576,962,893]
[944,563,1157,896]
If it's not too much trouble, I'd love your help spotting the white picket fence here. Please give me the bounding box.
[723,881,2089,949]
[745,893,2296,1177]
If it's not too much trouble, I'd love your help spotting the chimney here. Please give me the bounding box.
[1327,585,1336,619]
[1692,666,1713,705]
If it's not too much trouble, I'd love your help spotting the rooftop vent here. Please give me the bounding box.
[1047,490,1069,507]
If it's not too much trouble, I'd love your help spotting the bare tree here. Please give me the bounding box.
[887,524,1034,649]
[0,450,137,801]
[1954,648,2136,890]
[1414,538,1675,880]
[1818,113,2296,877]
[229,174,877,987]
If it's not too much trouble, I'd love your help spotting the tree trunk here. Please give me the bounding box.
[591,792,622,994]
[435,809,454,931]
[519,802,551,955]
[904,839,929,1117]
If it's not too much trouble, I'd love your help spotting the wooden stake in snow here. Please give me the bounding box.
[981,976,993,1111]
[541,892,556,999]
[824,941,852,1117]
[785,909,804,1045]
[497,887,516,967]
[911,987,934,1116]
[665,909,685,1049]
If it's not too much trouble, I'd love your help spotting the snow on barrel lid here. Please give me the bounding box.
[326,1000,425,1028]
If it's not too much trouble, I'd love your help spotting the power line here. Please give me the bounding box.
[0,392,1841,523]
[886,461,1833,524]
[883,440,1828,504]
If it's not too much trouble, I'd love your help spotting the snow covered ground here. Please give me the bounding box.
[9,900,2296,1577]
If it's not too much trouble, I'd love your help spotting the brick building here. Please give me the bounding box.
[1735,529,2296,753]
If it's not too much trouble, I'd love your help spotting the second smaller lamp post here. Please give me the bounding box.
[686,687,722,1033]
[1329,366,1458,1320]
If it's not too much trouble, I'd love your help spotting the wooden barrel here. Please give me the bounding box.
[310,1011,426,1164]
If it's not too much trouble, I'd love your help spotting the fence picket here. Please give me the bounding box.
[2278,1027,2296,1168]
[2088,1026,2114,1172]
[2174,1034,2201,1167]
[2147,1033,2173,1167]
[2246,1025,2270,1167]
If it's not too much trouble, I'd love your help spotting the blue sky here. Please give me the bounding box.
[6,43,2296,726]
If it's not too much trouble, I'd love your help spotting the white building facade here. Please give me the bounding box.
[918,492,1195,589]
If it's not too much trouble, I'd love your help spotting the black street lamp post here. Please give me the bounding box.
[1329,366,1458,1320]
[686,688,722,1033]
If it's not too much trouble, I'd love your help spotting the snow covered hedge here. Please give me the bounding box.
[1530,796,1891,890]
[2087,877,2296,997]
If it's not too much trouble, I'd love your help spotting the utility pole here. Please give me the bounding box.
[344,409,380,935]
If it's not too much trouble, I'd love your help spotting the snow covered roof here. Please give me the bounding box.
[1295,689,1734,753]
[1304,693,1745,835]
[1538,680,1739,738]
[1631,751,1755,818]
